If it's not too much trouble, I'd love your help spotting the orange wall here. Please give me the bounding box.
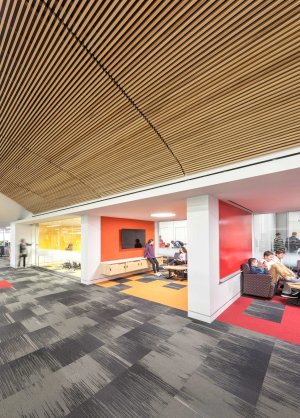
[101,216,155,261]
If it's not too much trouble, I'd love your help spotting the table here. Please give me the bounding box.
[287,282,300,290]
[162,265,187,280]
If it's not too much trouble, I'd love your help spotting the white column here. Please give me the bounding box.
[10,223,32,268]
[187,195,241,323]
[81,215,101,285]
[154,221,159,255]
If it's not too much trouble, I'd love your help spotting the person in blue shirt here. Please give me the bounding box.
[248,258,269,274]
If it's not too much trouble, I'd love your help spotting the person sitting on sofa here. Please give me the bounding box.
[269,251,300,298]
[248,258,269,274]
[260,251,276,270]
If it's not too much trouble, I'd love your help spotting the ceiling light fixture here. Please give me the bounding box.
[150,213,176,218]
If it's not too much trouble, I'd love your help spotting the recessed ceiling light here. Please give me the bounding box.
[150,213,176,218]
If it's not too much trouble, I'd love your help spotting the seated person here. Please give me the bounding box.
[171,248,186,265]
[169,249,187,278]
[273,249,285,264]
[174,248,185,266]
[248,258,269,274]
[260,251,276,270]
[269,255,300,298]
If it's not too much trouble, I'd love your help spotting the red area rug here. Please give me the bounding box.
[0,280,13,289]
[217,296,300,345]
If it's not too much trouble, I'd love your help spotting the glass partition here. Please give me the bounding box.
[0,226,11,257]
[158,220,187,258]
[37,218,81,278]
[253,211,300,270]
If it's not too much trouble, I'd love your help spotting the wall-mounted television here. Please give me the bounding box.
[121,229,146,249]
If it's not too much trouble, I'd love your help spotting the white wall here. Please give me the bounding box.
[80,215,101,285]
[0,192,30,227]
[187,195,241,323]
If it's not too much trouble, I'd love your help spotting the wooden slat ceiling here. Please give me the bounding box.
[0,0,299,214]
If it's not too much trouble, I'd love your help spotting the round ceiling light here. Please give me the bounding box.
[150,213,176,218]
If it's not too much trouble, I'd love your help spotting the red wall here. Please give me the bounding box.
[219,201,252,279]
[101,216,155,261]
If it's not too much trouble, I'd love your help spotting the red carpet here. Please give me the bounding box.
[0,280,13,289]
[217,296,300,345]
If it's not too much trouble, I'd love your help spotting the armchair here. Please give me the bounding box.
[241,263,275,298]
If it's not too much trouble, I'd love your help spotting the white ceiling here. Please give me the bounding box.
[72,166,300,221]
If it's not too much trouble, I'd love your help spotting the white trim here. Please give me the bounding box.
[219,270,240,283]
[188,290,241,323]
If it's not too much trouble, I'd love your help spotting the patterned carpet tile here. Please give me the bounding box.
[0,259,299,417]
[244,299,285,323]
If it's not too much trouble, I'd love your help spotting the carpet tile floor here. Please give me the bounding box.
[0,258,299,417]
[96,272,188,311]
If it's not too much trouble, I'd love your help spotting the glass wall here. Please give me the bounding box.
[253,211,300,270]
[0,226,11,257]
[158,220,187,257]
[37,218,81,278]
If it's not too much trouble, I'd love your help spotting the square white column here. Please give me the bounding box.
[81,215,101,285]
[187,195,241,323]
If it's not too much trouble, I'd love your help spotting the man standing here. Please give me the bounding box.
[273,232,284,252]
[18,239,31,268]
[285,232,300,253]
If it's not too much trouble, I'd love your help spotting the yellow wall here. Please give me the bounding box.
[39,225,81,251]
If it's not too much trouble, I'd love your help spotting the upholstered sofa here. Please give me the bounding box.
[241,263,275,298]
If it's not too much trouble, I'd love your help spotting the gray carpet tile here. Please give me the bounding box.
[110,283,133,291]
[244,299,285,323]
[163,283,186,289]
[113,278,132,284]
[136,277,156,283]
[0,260,299,417]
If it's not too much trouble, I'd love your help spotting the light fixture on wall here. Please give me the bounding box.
[151,213,176,218]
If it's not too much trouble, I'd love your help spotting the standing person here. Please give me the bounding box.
[285,232,300,253]
[144,239,161,276]
[273,232,284,252]
[18,239,31,268]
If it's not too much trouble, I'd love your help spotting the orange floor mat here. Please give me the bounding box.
[121,279,188,311]
[96,273,188,311]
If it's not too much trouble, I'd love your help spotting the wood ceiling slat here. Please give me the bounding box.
[0,0,299,214]
[107,0,290,83]
[115,4,297,107]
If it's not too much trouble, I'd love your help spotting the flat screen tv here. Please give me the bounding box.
[121,229,146,249]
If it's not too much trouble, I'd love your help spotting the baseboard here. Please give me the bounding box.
[188,291,241,323]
